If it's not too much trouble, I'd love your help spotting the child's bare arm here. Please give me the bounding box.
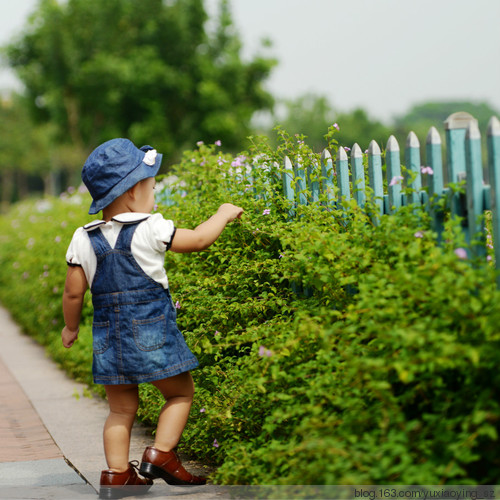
[170,203,243,253]
[62,265,88,348]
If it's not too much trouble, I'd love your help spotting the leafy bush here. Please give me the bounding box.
[1,133,500,485]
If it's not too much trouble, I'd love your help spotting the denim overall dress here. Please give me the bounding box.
[87,220,199,385]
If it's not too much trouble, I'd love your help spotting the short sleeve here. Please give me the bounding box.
[64,227,96,286]
[66,227,85,266]
[148,214,176,252]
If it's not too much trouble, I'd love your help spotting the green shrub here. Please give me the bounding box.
[0,133,499,485]
[0,195,97,384]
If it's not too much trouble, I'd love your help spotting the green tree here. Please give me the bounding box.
[5,0,276,165]
[333,108,390,152]
[0,95,55,207]
[394,100,500,146]
[0,94,86,209]
[271,93,335,152]
[269,93,390,153]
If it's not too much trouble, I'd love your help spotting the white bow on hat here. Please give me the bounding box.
[143,149,157,166]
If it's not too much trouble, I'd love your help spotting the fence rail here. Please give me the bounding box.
[279,112,500,287]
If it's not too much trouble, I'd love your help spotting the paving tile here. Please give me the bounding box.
[0,360,62,463]
[0,458,85,487]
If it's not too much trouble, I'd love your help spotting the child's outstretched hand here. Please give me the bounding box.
[170,203,244,253]
[61,326,79,348]
[217,203,244,223]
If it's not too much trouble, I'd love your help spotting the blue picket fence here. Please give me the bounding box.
[279,112,500,287]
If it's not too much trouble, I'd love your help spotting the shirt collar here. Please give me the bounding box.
[83,213,151,231]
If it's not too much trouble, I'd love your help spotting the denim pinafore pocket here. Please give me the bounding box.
[87,220,199,385]
[92,320,110,354]
[133,314,167,351]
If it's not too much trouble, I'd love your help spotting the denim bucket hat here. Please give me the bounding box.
[82,138,163,214]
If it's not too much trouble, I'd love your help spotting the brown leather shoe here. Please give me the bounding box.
[140,446,206,485]
[99,460,153,499]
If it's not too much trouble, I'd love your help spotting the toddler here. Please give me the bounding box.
[61,138,243,499]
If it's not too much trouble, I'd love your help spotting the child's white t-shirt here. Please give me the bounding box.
[65,212,176,289]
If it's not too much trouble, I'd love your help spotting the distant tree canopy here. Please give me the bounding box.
[394,100,500,146]
[333,108,391,152]
[271,93,335,152]
[0,95,87,204]
[5,0,276,164]
[269,93,391,153]
[270,97,500,156]
[2,1,498,206]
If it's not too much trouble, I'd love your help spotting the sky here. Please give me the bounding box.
[1,0,499,124]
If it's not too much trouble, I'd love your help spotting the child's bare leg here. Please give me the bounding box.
[151,372,195,451]
[103,384,139,472]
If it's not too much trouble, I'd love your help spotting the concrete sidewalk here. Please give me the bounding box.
[0,306,218,499]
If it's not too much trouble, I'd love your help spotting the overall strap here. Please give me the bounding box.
[114,221,142,252]
[87,228,113,257]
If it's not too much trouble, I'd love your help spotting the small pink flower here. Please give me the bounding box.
[333,123,340,131]
[231,155,246,167]
[259,345,273,357]
[414,231,424,238]
[175,301,181,309]
[487,255,493,262]
[344,147,351,152]
[196,141,204,146]
[200,408,206,413]
[213,439,219,448]
[454,248,468,259]
[263,209,271,215]
[421,166,434,175]
[215,331,220,336]
[215,140,222,146]
[389,176,404,187]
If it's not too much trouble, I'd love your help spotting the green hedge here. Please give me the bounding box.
[1,134,500,485]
